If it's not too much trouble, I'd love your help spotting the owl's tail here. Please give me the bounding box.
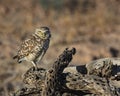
[13,55,18,59]
[13,55,22,63]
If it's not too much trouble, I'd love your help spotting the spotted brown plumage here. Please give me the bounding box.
[13,27,51,69]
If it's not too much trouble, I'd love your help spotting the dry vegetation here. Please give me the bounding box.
[0,0,120,96]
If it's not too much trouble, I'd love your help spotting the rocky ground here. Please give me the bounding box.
[0,0,120,96]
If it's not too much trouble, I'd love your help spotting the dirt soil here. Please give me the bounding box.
[0,0,120,95]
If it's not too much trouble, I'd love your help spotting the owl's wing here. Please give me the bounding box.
[44,39,50,51]
[34,39,50,64]
[34,49,45,64]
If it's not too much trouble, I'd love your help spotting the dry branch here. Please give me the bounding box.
[13,48,120,96]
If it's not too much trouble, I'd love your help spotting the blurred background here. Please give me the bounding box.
[0,0,120,95]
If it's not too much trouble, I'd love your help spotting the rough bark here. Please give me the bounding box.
[13,48,120,96]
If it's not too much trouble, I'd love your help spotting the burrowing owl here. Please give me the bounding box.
[13,27,51,69]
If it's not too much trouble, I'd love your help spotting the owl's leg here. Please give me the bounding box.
[31,61,38,70]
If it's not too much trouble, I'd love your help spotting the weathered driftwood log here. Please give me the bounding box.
[63,73,119,96]
[13,48,120,96]
[13,67,46,96]
[42,48,76,96]
[86,58,120,79]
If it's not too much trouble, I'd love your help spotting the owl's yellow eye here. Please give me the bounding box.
[38,31,41,34]
[38,31,42,35]
[41,32,44,36]
[38,32,46,38]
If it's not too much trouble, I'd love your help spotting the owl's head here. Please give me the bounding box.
[35,27,51,39]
